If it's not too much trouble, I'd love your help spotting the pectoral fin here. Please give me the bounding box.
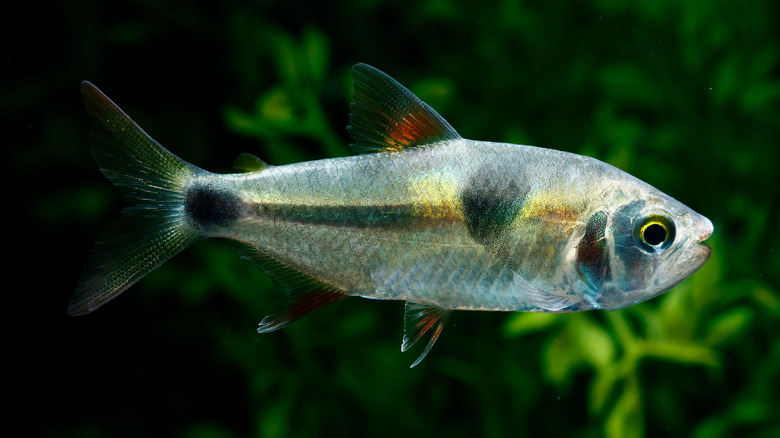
[402,301,452,368]
[511,271,577,312]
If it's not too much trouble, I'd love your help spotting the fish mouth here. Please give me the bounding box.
[687,236,713,280]
[654,219,713,296]
[651,242,711,302]
[693,217,714,265]
[693,215,714,255]
[696,216,714,243]
[696,242,712,263]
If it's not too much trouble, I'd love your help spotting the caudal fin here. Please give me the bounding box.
[69,82,204,316]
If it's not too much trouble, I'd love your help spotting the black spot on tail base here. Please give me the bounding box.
[186,185,242,229]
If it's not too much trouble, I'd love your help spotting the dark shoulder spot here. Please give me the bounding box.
[461,170,529,247]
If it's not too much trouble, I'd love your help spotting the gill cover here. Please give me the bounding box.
[576,211,609,292]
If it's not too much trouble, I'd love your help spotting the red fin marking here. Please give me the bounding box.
[347,63,460,154]
[257,289,348,333]
[402,302,452,368]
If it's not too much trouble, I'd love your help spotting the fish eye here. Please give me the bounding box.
[635,214,676,252]
[643,223,667,245]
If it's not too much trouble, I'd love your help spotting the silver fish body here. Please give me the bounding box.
[199,140,710,312]
[71,64,713,366]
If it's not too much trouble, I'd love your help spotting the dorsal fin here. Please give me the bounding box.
[347,63,461,154]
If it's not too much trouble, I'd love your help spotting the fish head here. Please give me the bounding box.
[576,184,713,311]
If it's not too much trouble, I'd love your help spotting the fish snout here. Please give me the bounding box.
[692,215,713,261]
[697,216,714,243]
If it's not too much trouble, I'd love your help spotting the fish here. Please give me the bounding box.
[70,63,714,367]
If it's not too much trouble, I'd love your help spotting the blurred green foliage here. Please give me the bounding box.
[9,0,779,437]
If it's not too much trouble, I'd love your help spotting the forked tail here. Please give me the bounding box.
[69,82,204,316]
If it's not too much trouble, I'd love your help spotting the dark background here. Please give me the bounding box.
[8,1,779,437]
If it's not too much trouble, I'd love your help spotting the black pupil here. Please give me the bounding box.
[644,223,667,246]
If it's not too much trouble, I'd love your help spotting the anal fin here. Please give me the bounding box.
[257,288,348,333]
[233,242,349,333]
[402,301,452,368]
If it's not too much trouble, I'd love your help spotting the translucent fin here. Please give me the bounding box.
[347,63,461,154]
[80,82,201,205]
[70,82,202,316]
[257,289,348,333]
[511,271,577,312]
[233,153,271,172]
[402,302,452,368]
[234,243,348,333]
[70,207,202,316]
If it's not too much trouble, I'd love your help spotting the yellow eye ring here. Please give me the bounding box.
[635,214,675,252]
